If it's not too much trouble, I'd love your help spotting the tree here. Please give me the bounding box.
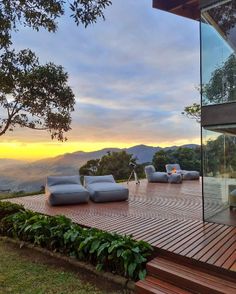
[204,54,236,105]
[97,151,135,180]
[80,151,144,181]
[0,0,112,139]
[152,147,201,173]
[182,103,201,123]
[182,53,236,123]
[0,0,112,50]
[79,159,100,176]
[152,150,173,172]
[173,147,200,172]
[0,49,75,140]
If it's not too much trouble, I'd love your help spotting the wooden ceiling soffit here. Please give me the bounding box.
[152,0,200,21]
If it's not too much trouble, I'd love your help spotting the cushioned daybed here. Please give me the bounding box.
[46,175,89,206]
[84,175,129,203]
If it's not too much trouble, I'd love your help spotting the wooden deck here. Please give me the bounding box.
[7,179,236,276]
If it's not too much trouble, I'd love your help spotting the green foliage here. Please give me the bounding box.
[182,103,201,123]
[152,150,172,172]
[203,54,236,105]
[203,134,236,177]
[172,147,201,172]
[153,147,201,173]
[80,159,100,176]
[0,201,24,220]
[0,0,112,49]
[0,0,111,140]
[0,205,153,280]
[80,151,145,181]
[0,49,75,140]
[97,151,134,180]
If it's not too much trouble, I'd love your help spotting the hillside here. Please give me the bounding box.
[0,144,199,192]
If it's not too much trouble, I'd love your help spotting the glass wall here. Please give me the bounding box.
[201,0,236,106]
[201,0,236,224]
[202,125,236,221]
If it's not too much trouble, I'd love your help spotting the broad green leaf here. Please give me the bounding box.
[138,269,147,280]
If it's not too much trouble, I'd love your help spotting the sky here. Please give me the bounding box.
[0,0,200,161]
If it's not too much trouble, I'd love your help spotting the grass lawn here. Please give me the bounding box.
[0,239,122,294]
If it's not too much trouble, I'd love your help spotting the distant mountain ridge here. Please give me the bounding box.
[0,143,199,192]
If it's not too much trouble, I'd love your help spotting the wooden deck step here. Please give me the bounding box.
[136,276,192,294]
[144,257,236,294]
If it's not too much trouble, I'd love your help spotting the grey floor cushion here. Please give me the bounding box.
[182,171,200,180]
[84,175,129,203]
[144,165,168,183]
[168,173,182,184]
[46,175,89,206]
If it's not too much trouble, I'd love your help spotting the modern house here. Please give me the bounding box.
[4,1,235,293]
[154,0,236,226]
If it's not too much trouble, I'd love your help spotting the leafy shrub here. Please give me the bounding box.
[0,201,24,220]
[0,207,153,280]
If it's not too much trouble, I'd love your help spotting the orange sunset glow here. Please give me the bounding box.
[0,137,200,161]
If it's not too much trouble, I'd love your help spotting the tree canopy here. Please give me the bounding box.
[183,53,236,124]
[152,147,201,173]
[203,53,236,105]
[0,0,112,140]
[0,0,112,49]
[80,150,145,181]
[182,103,201,123]
[0,49,75,140]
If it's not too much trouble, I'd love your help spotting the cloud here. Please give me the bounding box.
[3,0,200,155]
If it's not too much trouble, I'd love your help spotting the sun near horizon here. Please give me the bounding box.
[0,137,200,161]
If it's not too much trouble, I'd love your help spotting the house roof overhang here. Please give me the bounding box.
[152,0,200,21]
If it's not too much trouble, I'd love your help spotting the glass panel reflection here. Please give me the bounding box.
[201,0,236,105]
[203,125,236,223]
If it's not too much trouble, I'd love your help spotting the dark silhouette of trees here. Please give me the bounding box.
[153,147,201,172]
[0,1,112,50]
[79,159,100,176]
[80,151,144,181]
[203,54,236,105]
[0,49,75,140]
[182,103,201,123]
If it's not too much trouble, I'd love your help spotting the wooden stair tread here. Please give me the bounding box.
[147,257,236,293]
[136,276,192,294]
[150,257,236,288]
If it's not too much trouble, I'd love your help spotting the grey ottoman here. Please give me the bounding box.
[229,189,236,210]
[182,171,199,180]
[84,175,129,203]
[45,175,89,206]
[168,173,182,184]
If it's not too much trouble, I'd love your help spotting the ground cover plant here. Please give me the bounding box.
[0,201,153,281]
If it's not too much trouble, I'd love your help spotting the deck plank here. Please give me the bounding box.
[5,179,236,274]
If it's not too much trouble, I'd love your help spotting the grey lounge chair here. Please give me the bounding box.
[144,165,169,183]
[46,175,89,206]
[84,175,129,203]
[165,164,199,180]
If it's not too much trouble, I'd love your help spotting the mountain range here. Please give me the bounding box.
[0,144,198,192]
